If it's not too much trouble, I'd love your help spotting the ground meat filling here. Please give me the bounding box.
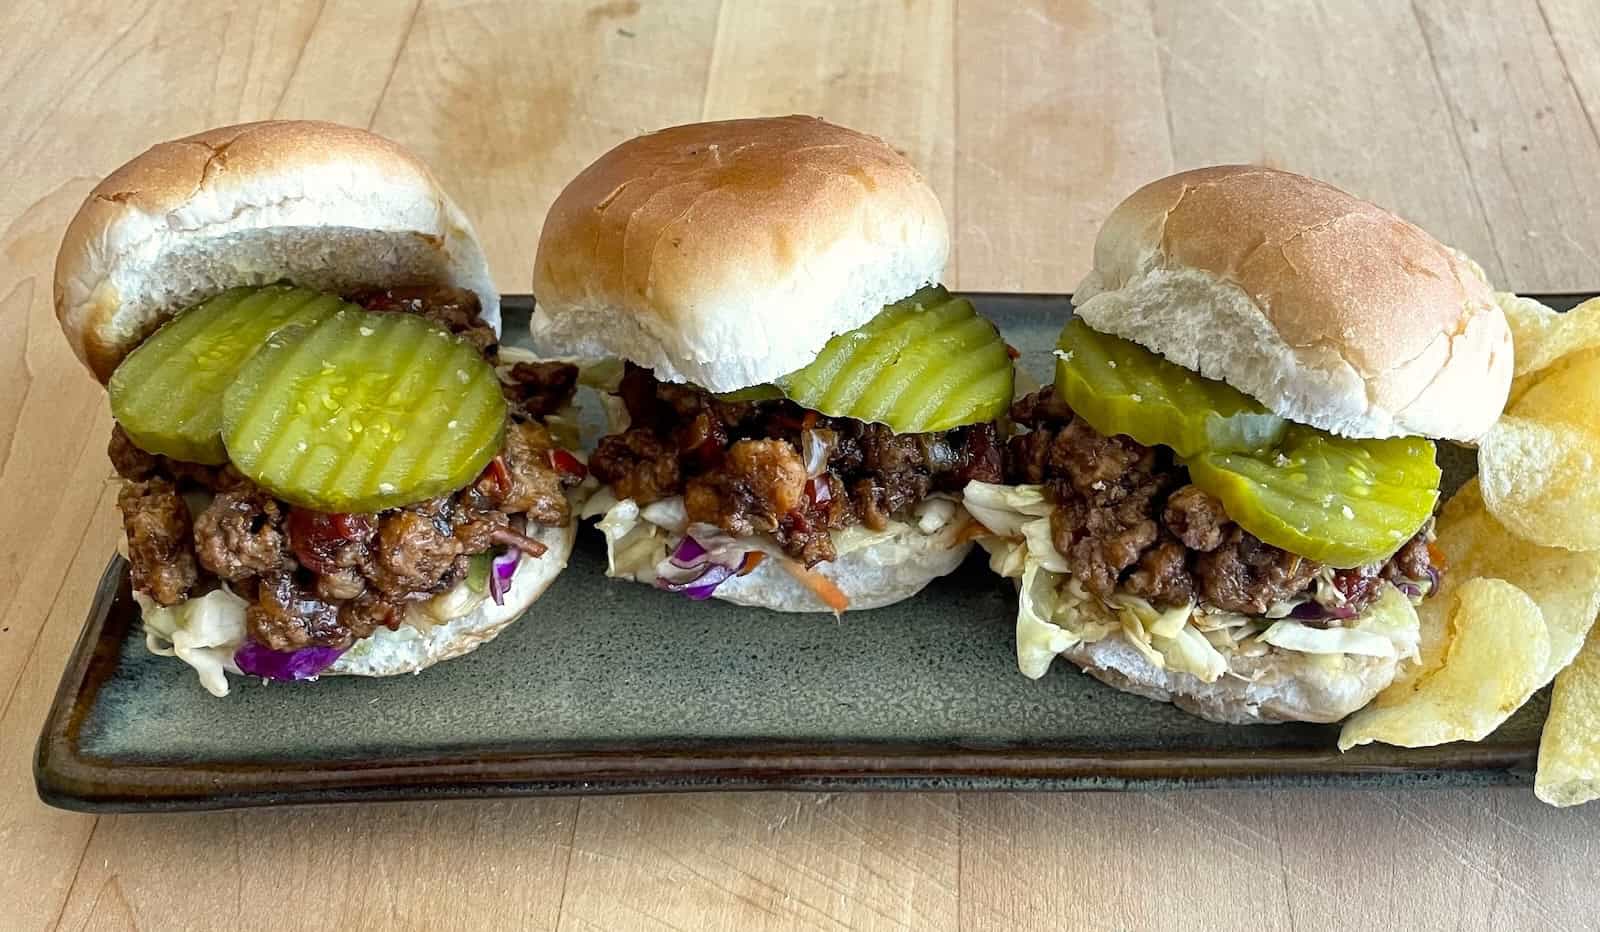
[503,362,581,422]
[118,478,199,606]
[1006,387,1442,620]
[590,363,1004,566]
[193,485,292,581]
[111,285,582,652]
[109,425,246,492]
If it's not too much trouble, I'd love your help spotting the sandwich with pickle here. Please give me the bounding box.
[55,120,587,696]
[531,115,1010,612]
[965,165,1513,723]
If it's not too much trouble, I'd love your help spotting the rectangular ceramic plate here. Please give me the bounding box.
[36,292,1591,813]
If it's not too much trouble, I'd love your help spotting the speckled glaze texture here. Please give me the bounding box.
[39,294,1581,812]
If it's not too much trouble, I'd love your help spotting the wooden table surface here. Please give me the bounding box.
[5,1,1600,929]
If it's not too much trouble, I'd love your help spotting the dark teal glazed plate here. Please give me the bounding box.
[37,293,1585,813]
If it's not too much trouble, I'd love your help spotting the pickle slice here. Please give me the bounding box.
[108,285,352,463]
[466,552,491,593]
[1186,428,1441,567]
[1053,319,1285,457]
[222,310,507,512]
[775,286,1013,433]
[715,384,786,403]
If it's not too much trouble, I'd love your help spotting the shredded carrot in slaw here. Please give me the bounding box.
[952,519,989,545]
[777,555,850,615]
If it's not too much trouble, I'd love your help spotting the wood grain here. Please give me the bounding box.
[561,794,958,931]
[367,0,724,293]
[4,2,1600,930]
[1151,0,1504,282]
[1409,0,1600,292]
[52,800,581,932]
[961,787,1600,932]
[953,0,1173,290]
[700,0,957,274]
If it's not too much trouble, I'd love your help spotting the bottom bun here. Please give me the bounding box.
[1063,635,1401,725]
[587,491,972,612]
[136,518,575,696]
[708,522,971,613]
[964,480,1420,726]
[327,519,575,677]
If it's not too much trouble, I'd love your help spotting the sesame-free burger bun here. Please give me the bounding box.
[55,120,498,383]
[710,528,971,613]
[1065,631,1401,725]
[1072,165,1512,442]
[596,510,974,614]
[531,115,948,392]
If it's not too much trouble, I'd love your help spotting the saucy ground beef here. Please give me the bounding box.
[118,478,199,606]
[590,363,1004,566]
[111,286,582,652]
[1007,387,1441,619]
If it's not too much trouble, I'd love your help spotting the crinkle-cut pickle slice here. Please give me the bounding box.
[772,286,1013,433]
[1052,318,1286,457]
[222,309,507,513]
[1186,428,1441,568]
[715,384,786,403]
[108,285,353,463]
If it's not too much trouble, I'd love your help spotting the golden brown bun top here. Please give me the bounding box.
[1072,165,1512,441]
[530,115,948,391]
[55,120,496,382]
[77,120,424,215]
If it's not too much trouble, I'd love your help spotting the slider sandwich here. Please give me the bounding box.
[965,165,1512,723]
[55,121,586,695]
[532,116,1012,612]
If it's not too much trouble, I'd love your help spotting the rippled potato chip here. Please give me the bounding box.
[1378,293,1600,798]
[1510,348,1600,433]
[1497,292,1561,375]
[1362,487,1472,704]
[1511,347,1600,410]
[1536,625,1600,807]
[1479,416,1600,552]
[1436,480,1600,683]
[1497,293,1600,378]
[1339,578,1550,750]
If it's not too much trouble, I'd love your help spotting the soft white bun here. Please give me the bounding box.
[328,519,575,677]
[530,115,948,392]
[1064,634,1399,725]
[1073,165,1512,442]
[55,120,498,382]
[708,522,971,613]
[589,490,971,613]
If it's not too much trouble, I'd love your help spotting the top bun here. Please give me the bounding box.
[1072,165,1512,441]
[530,115,948,392]
[55,120,498,383]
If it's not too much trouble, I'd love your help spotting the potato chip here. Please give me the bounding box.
[1436,480,1600,683]
[1365,587,1449,709]
[1478,416,1600,552]
[1338,578,1549,750]
[1497,293,1600,378]
[1496,292,1561,373]
[1364,484,1490,704]
[1368,482,1492,704]
[1509,348,1600,433]
[1536,624,1600,807]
